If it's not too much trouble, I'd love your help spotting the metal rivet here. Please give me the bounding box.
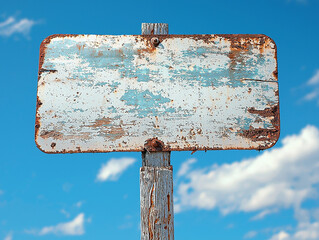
[151,37,160,47]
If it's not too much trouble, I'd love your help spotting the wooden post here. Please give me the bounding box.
[140,23,174,240]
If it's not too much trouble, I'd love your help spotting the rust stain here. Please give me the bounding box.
[196,128,202,134]
[248,105,280,129]
[39,34,79,73]
[40,130,64,140]
[107,126,125,140]
[89,118,125,140]
[137,47,156,55]
[97,51,103,57]
[76,43,86,51]
[240,128,279,149]
[167,193,171,239]
[240,104,280,149]
[90,117,112,128]
[226,34,277,82]
[144,138,168,152]
[35,97,42,143]
[36,96,42,108]
[191,149,197,155]
[228,36,250,79]
[36,34,82,154]
[39,69,57,73]
[148,184,155,240]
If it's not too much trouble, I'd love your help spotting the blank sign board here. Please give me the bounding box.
[35,34,279,153]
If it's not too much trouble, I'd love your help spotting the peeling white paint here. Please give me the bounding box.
[36,34,279,153]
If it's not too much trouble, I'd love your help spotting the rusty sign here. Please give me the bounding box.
[35,34,279,153]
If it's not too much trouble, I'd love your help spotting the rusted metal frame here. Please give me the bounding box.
[35,33,279,154]
[140,23,174,240]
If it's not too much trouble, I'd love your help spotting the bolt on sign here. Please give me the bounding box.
[35,33,279,153]
[35,23,279,240]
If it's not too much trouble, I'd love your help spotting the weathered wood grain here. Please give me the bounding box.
[140,152,174,240]
[35,34,279,153]
[142,23,168,35]
[140,24,174,240]
[142,151,170,167]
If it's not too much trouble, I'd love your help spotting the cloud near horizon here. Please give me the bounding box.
[96,157,136,182]
[176,125,319,239]
[4,232,13,240]
[0,16,38,37]
[175,125,319,216]
[269,221,319,240]
[304,70,319,104]
[26,213,85,236]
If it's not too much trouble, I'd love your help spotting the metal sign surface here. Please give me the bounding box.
[35,34,279,153]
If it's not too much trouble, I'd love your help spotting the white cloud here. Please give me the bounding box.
[269,221,319,240]
[294,222,319,239]
[27,213,85,236]
[96,157,136,182]
[62,182,73,192]
[177,158,196,177]
[304,89,319,101]
[0,16,38,37]
[175,125,319,215]
[60,209,70,218]
[244,230,258,239]
[269,231,290,240]
[308,70,319,86]
[251,209,278,221]
[75,201,84,208]
[4,232,12,240]
[304,70,319,103]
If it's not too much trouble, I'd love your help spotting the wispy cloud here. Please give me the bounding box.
[60,209,70,218]
[303,70,319,104]
[62,182,73,192]
[75,201,84,208]
[244,230,258,239]
[27,213,85,236]
[307,70,319,85]
[269,221,319,240]
[177,158,196,177]
[269,231,290,240]
[175,125,319,215]
[267,207,319,239]
[96,157,136,182]
[0,16,38,37]
[4,232,13,240]
[251,209,278,221]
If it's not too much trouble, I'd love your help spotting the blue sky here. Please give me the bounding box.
[1,0,319,239]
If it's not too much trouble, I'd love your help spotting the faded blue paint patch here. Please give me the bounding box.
[73,108,84,112]
[42,37,275,93]
[120,89,175,118]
